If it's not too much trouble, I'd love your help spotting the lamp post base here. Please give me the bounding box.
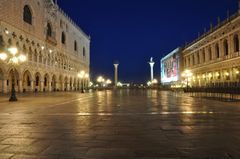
[9,91,18,102]
[81,89,85,93]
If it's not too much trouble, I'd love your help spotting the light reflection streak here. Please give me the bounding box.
[0,111,222,116]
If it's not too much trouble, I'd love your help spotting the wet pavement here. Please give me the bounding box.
[0,90,240,159]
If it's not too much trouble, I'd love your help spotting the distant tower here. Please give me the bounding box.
[114,61,119,86]
[149,57,155,81]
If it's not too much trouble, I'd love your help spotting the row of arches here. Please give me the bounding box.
[0,68,89,94]
[185,34,240,67]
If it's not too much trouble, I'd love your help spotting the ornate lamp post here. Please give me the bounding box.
[97,76,105,88]
[84,73,89,91]
[0,47,27,102]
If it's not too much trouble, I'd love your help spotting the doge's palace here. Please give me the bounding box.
[0,0,90,93]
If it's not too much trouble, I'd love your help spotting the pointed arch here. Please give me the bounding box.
[23,5,32,25]
[234,34,239,52]
[61,32,66,44]
[215,43,220,58]
[47,23,52,37]
[22,70,32,92]
[223,39,229,56]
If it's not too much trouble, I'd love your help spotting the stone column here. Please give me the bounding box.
[3,79,7,94]
[40,81,44,92]
[48,82,52,92]
[148,58,155,81]
[55,82,59,91]
[67,83,70,91]
[114,63,119,86]
[30,81,34,92]
[62,83,64,91]
[18,80,23,93]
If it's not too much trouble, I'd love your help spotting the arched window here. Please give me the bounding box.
[74,41,77,51]
[23,5,32,25]
[47,23,52,37]
[36,76,39,86]
[202,50,205,63]
[234,34,239,52]
[208,47,212,61]
[61,32,66,44]
[0,36,4,49]
[223,40,229,56]
[192,54,195,65]
[197,52,200,64]
[215,43,220,58]
[83,47,86,57]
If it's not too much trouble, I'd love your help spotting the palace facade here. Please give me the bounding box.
[0,0,90,93]
[182,11,240,87]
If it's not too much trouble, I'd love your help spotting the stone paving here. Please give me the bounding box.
[0,90,240,159]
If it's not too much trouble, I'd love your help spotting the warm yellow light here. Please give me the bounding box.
[4,29,9,35]
[80,70,85,75]
[11,57,18,64]
[0,53,8,61]
[41,46,45,50]
[106,79,112,84]
[225,72,229,76]
[202,75,206,78]
[84,73,89,78]
[182,70,192,77]
[147,81,152,86]
[89,82,93,87]
[78,73,84,78]
[49,49,52,53]
[236,70,239,74]
[8,47,18,55]
[117,82,123,87]
[208,73,212,78]
[97,76,103,83]
[152,79,158,84]
[215,72,220,76]
[18,54,27,62]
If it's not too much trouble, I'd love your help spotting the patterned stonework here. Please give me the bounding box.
[0,0,90,93]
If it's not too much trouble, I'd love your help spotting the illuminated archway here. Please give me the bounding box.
[22,70,32,92]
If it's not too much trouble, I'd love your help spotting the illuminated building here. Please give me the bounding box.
[182,6,240,87]
[161,48,182,86]
[0,0,90,93]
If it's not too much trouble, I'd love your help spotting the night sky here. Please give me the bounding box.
[57,0,237,84]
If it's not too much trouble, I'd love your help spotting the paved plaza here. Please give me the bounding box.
[0,90,240,159]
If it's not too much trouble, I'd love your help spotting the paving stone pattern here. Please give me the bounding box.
[0,90,239,159]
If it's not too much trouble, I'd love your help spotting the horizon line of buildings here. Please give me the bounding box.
[161,4,240,88]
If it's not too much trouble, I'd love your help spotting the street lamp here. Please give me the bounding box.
[0,47,27,102]
[84,73,89,90]
[181,70,193,91]
[78,71,85,93]
[97,76,105,88]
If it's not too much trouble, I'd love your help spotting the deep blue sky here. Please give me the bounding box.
[57,0,237,83]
